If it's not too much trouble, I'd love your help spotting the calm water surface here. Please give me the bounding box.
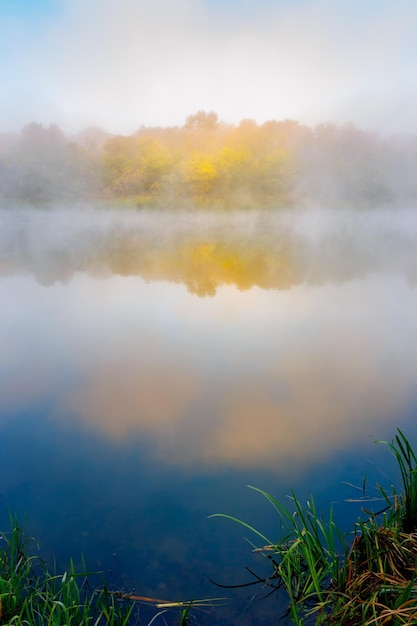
[1,206,417,624]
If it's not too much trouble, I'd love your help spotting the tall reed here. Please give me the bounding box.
[0,515,226,625]
[211,429,417,625]
[0,515,134,625]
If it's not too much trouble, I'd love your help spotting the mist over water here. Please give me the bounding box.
[1,206,417,288]
[2,0,417,621]
[1,204,417,622]
[2,205,417,469]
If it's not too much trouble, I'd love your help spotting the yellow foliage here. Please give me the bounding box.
[184,153,219,196]
[215,146,251,171]
[137,139,173,192]
[100,113,300,204]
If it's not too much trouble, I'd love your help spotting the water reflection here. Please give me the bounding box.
[2,207,417,622]
[1,269,416,473]
[1,207,417,292]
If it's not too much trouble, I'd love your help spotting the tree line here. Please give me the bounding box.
[1,111,416,207]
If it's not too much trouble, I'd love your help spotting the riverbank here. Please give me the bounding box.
[2,430,417,625]
[212,429,417,625]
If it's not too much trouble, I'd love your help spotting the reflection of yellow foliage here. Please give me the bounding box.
[104,235,295,297]
[184,242,262,296]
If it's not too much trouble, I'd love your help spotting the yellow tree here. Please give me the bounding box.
[184,110,219,131]
[183,152,219,199]
[254,148,296,204]
[136,138,173,196]
[214,146,253,201]
[102,135,140,196]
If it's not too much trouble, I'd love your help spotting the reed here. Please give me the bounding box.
[0,514,134,625]
[3,428,417,624]
[376,429,417,532]
[211,429,417,625]
[0,514,227,625]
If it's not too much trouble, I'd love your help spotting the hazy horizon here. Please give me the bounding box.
[1,0,417,135]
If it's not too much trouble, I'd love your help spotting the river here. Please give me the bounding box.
[1,205,417,624]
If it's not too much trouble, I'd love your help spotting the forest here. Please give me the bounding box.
[1,111,416,208]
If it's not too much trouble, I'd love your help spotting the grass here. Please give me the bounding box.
[3,428,417,625]
[211,429,417,625]
[0,515,135,625]
[0,516,226,625]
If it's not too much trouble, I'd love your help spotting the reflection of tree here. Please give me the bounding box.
[185,277,217,298]
[169,240,297,296]
[2,209,417,294]
[9,220,300,295]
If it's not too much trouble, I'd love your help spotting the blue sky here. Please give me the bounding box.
[1,0,417,134]
[0,0,63,21]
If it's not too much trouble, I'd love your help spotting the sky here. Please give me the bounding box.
[1,0,417,135]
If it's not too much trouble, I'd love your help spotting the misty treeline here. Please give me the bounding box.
[1,111,417,208]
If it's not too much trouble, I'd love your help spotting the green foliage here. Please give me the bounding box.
[0,515,228,625]
[212,429,417,625]
[212,490,347,624]
[0,515,133,625]
[375,429,417,532]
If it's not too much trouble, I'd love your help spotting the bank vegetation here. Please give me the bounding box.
[1,112,417,209]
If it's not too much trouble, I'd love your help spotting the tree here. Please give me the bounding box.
[136,138,173,195]
[183,152,219,198]
[102,135,140,196]
[214,146,253,201]
[184,111,219,131]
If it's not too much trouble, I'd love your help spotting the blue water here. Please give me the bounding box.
[1,207,417,624]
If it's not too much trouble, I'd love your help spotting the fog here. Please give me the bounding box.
[1,118,417,209]
[1,0,417,134]
[1,207,417,289]
[1,206,417,473]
